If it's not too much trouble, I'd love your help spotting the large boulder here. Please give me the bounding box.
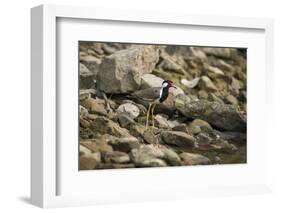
[96,45,160,93]
[175,94,246,132]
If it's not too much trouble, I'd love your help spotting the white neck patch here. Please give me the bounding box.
[162,82,168,88]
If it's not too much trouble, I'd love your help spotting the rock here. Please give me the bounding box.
[117,103,140,119]
[130,145,167,167]
[80,156,99,170]
[206,66,224,77]
[195,133,238,153]
[89,116,131,137]
[175,94,246,132]
[179,153,210,165]
[225,94,239,105]
[161,131,196,147]
[129,123,146,138]
[198,90,209,99]
[80,140,113,153]
[181,77,200,89]
[158,57,185,74]
[199,76,218,92]
[102,151,130,164]
[79,145,102,163]
[80,63,94,89]
[154,114,171,129]
[96,45,160,93]
[202,48,232,59]
[140,74,164,89]
[231,77,243,92]
[215,131,246,144]
[117,114,136,128]
[80,118,91,128]
[79,89,97,101]
[80,55,101,78]
[143,129,159,144]
[188,119,212,134]
[79,105,88,118]
[80,97,107,116]
[160,147,182,166]
[109,137,140,153]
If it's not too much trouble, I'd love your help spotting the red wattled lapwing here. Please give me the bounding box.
[131,80,177,129]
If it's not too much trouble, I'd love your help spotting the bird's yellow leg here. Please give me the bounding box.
[151,104,156,129]
[146,103,152,129]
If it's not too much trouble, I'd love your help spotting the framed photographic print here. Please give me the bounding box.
[31,4,274,208]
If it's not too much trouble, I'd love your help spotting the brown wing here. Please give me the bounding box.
[131,87,161,102]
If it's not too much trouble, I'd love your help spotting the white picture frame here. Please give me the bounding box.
[31,4,274,208]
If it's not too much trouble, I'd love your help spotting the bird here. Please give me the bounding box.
[130,80,177,129]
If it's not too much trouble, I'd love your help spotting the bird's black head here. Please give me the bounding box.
[162,80,176,89]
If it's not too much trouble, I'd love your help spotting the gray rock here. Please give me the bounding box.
[215,131,246,144]
[89,116,131,137]
[80,63,94,89]
[80,156,99,170]
[140,74,164,89]
[80,55,101,79]
[225,94,239,105]
[161,131,196,147]
[202,48,232,59]
[199,76,218,92]
[180,77,200,89]
[96,45,160,93]
[80,140,113,154]
[188,119,212,134]
[109,137,140,153]
[154,114,171,129]
[103,151,130,164]
[179,153,210,165]
[117,103,140,119]
[80,97,107,116]
[160,147,182,166]
[117,114,136,128]
[175,94,246,132]
[130,145,167,167]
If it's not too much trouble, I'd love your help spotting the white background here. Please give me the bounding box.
[0,0,280,212]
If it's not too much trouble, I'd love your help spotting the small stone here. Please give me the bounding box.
[199,76,218,92]
[80,63,94,89]
[109,137,140,153]
[180,153,211,165]
[188,119,212,134]
[81,98,107,116]
[161,131,196,147]
[154,114,171,129]
[225,94,238,105]
[181,77,200,89]
[80,156,98,170]
[206,65,225,76]
[117,114,136,128]
[103,151,130,164]
[160,147,182,166]
[80,140,113,153]
[130,145,166,167]
[117,103,140,119]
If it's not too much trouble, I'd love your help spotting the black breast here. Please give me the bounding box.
[159,87,169,103]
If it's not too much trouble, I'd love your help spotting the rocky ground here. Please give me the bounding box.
[79,42,247,170]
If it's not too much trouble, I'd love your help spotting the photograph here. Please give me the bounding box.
[79,42,247,170]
